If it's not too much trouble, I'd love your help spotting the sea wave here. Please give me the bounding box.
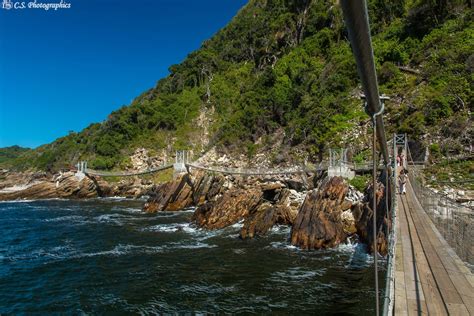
[269,267,326,282]
[1,240,217,263]
[43,215,87,223]
[0,198,69,204]
[267,241,300,251]
[142,223,198,233]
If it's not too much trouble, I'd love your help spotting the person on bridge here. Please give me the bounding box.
[398,170,408,194]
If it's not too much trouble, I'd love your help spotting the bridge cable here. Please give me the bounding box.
[370,105,384,316]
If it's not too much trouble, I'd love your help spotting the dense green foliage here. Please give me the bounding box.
[349,174,371,192]
[2,0,472,171]
[0,146,31,166]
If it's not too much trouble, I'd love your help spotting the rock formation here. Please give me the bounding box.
[290,176,353,250]
[193,187,263,229]
[352,179,391,255]
[143,171,307,237]
[143,171,227,212]
[0,171,107,201]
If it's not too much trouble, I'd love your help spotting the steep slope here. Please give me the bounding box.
[2,0,472,171]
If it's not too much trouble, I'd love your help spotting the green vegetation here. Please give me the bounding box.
[423,158,474,190]
[1,0,472,172]
[349,174,371,192]
[0,146,31,166]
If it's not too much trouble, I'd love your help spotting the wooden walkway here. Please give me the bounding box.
[394,181,474,315]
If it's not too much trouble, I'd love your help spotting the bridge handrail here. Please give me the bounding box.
[185,162,327,176]
[86,163,173,177]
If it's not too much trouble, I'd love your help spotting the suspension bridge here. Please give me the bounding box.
[72,1,473,315]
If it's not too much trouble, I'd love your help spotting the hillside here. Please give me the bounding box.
[2,0,472,172]
[0,146,31,166]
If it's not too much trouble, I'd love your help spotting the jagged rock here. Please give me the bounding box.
[240,202,297,239]
[143,174,194,212]
[0,172,101,201]
[351,179,391,255]
[285,178,305,191]
[129,147,165,171]
[191,171,227,205]
[341,209,357,234]
[192,187,263,229]
[290,176,351,250]
[240,187,299,239]
[143,172,228,212]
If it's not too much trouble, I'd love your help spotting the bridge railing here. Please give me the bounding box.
[185,162,328,176]
[407,150,473,266]
[86,163,174,177]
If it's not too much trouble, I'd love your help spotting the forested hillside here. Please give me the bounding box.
[3,0,472,171]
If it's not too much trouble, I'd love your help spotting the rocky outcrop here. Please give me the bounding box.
[0,171,106,201]
[352,180,391,255]
[143,174,194,212]
[240,187,299,239]
[193,187,263,229]
[129,148,164,171]
[290,177,353,250]
[193,179,303,234]
[143,171,228,212]
[143,171,306,236]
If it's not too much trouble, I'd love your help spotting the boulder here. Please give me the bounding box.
[192,187,263,229]
[352,180,391,255]
[290,176,351,250]
[240,202,297,239]
[143,174,194,212]
[143,172,228,212]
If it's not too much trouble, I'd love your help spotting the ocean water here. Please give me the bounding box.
[0,199,384,314]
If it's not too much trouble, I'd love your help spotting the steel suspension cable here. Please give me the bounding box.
[371,108,384,316]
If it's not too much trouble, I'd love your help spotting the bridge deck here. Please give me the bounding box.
[394,182,474,315]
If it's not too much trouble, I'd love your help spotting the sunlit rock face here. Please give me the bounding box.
[290,177,353,250]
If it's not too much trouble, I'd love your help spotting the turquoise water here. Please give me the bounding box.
[0,199,383,314]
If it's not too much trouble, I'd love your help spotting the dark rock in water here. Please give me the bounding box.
[192,187,263,229]
[240,202,297,239]
[191,172,226,205]
[143,174,194,212]
[143,171,227,213]
[352,180,391,255]
[290,176,352,250]
[240,187,299,239]
[144,170,306,237]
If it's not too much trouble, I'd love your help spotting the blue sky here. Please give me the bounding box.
[0,0,247,148]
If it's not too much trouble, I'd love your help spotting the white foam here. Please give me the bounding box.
[230,220,244,229]
[43,215,86,223]
[94,213,130,225]
[270,225,291,234]
[268,241,300,251]
[120,207,144,214]
[143,223,198,233]
[270,267,325,281]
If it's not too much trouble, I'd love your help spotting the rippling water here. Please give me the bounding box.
[0,199,384,314]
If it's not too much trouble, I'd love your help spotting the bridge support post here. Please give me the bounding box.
[173,150,188,178]
[74,160,86,181]
[327,148,355,179]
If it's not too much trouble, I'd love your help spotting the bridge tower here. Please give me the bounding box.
[74,160,87,181]
[327,148,355,179]
[173,150,188,176]
[394,134,407,168]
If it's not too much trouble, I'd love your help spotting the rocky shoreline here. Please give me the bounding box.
[0,168,393,253]
[143,170,391,253]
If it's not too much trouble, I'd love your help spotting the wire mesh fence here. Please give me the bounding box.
[408,165,474,270]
